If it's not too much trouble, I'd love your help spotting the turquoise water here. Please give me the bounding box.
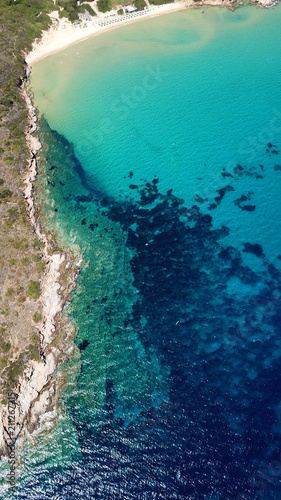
[31,6,281,262]
[15,4,281,498]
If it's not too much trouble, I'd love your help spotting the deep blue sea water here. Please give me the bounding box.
[11,4,281,499]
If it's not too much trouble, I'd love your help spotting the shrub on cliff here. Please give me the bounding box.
[57,1,95,21]
[0,0,54,128]
[1,341,11,353]
[32,312,42,323]
[97,0,111,13]
[135,0,146,10]
[0,189,12,200]
[27,281,41,300]
[149,0,173,4]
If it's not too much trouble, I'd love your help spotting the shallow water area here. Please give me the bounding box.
[21,4,281,498]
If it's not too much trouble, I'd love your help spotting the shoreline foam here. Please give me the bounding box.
[1,0,277,472]
[25,0,279,67]
[26,0,234,66]
[0,86,82,466]
[26,3,188,65]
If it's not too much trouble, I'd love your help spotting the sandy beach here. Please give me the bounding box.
[26,0,277,66]
[2,0,191,463]
[3,0,273,464]
[26,2,194,65]
[28,0,280,67]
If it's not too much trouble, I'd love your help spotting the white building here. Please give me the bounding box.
[125,5,138,12]
[78,9,92,21]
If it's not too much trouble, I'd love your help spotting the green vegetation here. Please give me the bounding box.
[0,0,54,399]
[57,1,96,21]
[97,0,136,12]
[135,0,146,9]
[27,281,41,300]
[0,189,12,200]
[32,312,42,323]
[3,155,14,165]
[97,0,111,13]
[32,254,41,262]
[12,238,28,250]
[6,357,25,390]
[36,262,45,271]
[17,296,26,304]
[149,0,173,4]
[0,0,55,129]
[4,207,19,228]
[27,342,40,362]
[0,359,7,369]
[33,239,44,250]
[4,338,41,389]
[1,341,11,353]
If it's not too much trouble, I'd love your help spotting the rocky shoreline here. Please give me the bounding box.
[194,0,279,10]
[0,71,82,464]
[252,0,280,6]
[0,0,279,480]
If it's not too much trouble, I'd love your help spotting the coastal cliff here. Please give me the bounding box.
[251,0,279,6]
[0,86,82,460]
[0,0,280,477]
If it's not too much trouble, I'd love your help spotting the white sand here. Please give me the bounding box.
[26,3,189,65]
